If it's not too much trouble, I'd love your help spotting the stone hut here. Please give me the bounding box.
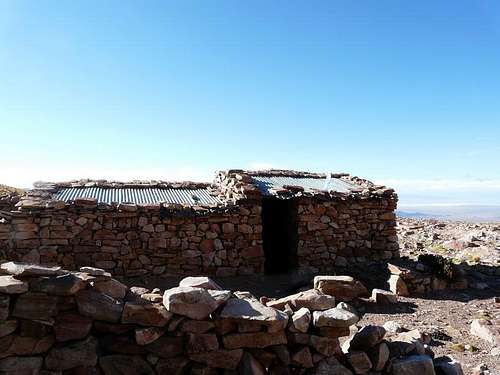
[0,169,398,277]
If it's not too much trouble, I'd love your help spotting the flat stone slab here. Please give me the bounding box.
[266,289,336,311]
[0,262,61,277]
[217,296,288,332]
[313,307,359,328]
[179,276,222,290]
[0,275,28,294]
[314,276,368,301]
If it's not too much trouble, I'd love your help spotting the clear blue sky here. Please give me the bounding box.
[1,1,499,205]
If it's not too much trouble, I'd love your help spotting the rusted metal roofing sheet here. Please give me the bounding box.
[251,176,357,195]
[54,187,222,206]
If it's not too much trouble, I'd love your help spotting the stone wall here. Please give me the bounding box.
[296,197,399,272]
[0,262,457,375]
[0,202,264,278]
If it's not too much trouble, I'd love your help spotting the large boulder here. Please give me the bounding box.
[314,276,368,301]
[265,289,336,311]
[163,286,231,320]
[313,307,359,328]
[216,296,288,333]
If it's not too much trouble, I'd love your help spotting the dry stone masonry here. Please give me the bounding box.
[0,169,398,276]
[0,261,457,375]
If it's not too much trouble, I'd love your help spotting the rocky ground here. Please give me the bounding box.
[397,217,500,268]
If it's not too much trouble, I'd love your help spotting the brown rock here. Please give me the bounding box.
[12,293,58,320]
[0,334,54,358]
[44,336,98,371]
[29,273,87,296]
[0,295,9,320]
[187,333,219,353]
[368,342,389,372]
[314,356,353,375]
[238,352,266,375]
[163,286,231,320]
[99,335,146,355]
[144,336,184,358]
[348,325,386,351]
[189,349,243,370]
[135,327,165,346]
[0,356,43,374]
[122,301,172,327]
[99,355,155,375]
[179,319,215,333]
[54,313,92,342]
[223,331,287,349]
[0,321,18,338]
[156,357,189,374]
[346,351,372,374]
[76,289,124,322]
[291,347,313,368]
[318,326,351,338]
[0,276,28,294]
[93,278,128,299]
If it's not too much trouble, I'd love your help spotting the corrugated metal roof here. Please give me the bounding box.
[251,176,357,196]
[54,187,222,206]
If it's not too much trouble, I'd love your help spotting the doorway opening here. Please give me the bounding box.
[261,197,298,274]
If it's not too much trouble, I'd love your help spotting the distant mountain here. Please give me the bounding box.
[396,205,500,222]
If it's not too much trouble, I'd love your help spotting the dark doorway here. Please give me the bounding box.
[261,198,298,274]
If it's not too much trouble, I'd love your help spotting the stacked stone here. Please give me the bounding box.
[387,260,468,296]
[296,197,398,271]
[0,262,460,375]
[0,202,264,278]
[0,192,20,212]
